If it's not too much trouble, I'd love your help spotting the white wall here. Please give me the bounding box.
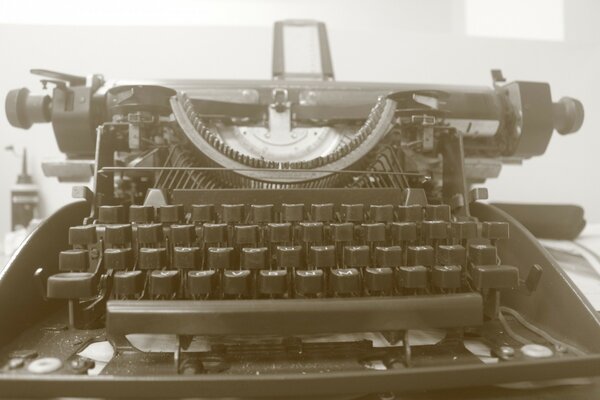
[0,0,599,240]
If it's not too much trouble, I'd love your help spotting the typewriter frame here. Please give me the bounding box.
[1,19,597,397]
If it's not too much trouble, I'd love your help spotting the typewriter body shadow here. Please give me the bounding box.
[1,21,597,399]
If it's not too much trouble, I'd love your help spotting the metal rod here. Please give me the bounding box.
[68,300,75,328]
[100,166,427,177]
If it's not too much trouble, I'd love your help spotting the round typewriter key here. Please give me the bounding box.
[258,269,288,295]
[391,222,417,243]
[397,205,422,223]
[281,203,304,222]
[170,224,196,245]
[482,221,510,241]
[47,271,96,299]
[300,222,324,243]
[365,267,394,293]
[330,268,361,294]
[277,246,303,269]
[222,204,245,224]
[331,223,354,242]
[309,245,335,269]
[268,223,291,243]
[235,225,259,245]
[424,204,451,221]
[406,245,434,267]
[370,204,394,222]
[397,266,428,289]
[191,204,215,223]
[341,204,364,222]
[129,205,155,223]
[173,247,201,269]
[159,204,184,223]
[104,224,132,246]
[241,247,268,270]
[104,248,133,270]
[421,220,448,240]
[311,203,334,222]
[137,223,164,244]
[114,270,144,296]
[187,270,216,298]
[207,247,235,270]
[451,221,478,241]
[203,223,228,244]
[59,249,89,272]
[295,269,324,295]
[223,270,251,297]
[68,225,97,246]
[375,246,402,267]
[149,270,180,297]
[432,265,461,289]
[343,245,370,268]
[98,205,125,224]
[468,244,497,266]
[138,247,167,270]
[251,204,273,223]
[437,245,466,266]
[363,223,386,243]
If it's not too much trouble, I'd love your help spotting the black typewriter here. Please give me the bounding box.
[1,20,599,399]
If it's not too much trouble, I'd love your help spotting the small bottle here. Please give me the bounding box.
[11,149,38,231]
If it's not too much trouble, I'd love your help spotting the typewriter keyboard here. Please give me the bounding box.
[48,200,518,303]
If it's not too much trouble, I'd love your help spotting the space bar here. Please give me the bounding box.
[106,294,483,336]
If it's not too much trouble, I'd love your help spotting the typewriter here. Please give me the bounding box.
[1,21,599,399]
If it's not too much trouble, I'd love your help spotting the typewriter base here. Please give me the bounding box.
[1,201,600,399]
[2,308,600,399]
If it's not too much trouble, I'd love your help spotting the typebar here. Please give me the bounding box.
[106,293,482,337]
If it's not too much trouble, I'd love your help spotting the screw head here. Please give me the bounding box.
[499,345,515,358]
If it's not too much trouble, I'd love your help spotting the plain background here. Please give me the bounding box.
[0,0,598,242]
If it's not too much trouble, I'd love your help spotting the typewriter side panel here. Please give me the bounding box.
[472,202,600,352]
[0,201,89,346]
